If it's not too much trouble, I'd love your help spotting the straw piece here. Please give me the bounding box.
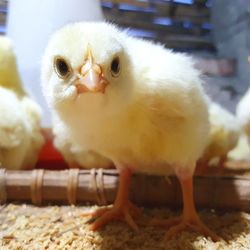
[90,168,100,205]
[89,168,107,206]
[30,169,44,205]
[67,169,79,205]
[97,168,107,205]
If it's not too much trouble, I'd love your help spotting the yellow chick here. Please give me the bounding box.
[41,22,219,241]
[52,114,113,169]
[237,87,250,145]
[0,36,44,169]
[0,36,25,97]
[197,100,240,172]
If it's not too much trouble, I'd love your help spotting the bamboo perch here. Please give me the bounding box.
[0,169,249,211]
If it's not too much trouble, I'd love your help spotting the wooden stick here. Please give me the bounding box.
[0,169,249,211]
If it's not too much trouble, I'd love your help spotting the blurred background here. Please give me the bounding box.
[0,0,249,126]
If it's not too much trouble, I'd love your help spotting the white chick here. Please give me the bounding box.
[237,87,250,144]
[41,22,219,241]
[197,100,240,172]
[0,36,44,169]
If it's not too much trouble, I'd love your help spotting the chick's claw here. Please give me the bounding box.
[83,201,141,232]
[151,216,221,241]
[91,206,138,232]
[81,207,110,219]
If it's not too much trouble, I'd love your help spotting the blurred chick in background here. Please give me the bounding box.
[42,22,219,241]
[197,100,240,173]
[0,36,44,169]
[237,87,250,145]
[228,134,250,161]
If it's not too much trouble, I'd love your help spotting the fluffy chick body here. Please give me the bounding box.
[0,36,44,169]
[42,22,209,176]
[237,87,250,144]
[52,114,113,169]
[201,100,240,165]
[0,87,43,169]
[41,22,222,241]
[0,36,25,96]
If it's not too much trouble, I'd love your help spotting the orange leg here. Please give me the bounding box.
[83,167,140,231]
[151,173,221,241]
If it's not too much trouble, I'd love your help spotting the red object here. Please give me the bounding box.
[36,129,68,170]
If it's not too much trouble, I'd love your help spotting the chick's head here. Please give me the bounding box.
[42,22,134,118]
[0,36,25,96]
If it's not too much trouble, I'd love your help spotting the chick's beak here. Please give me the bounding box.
[75,47,108,94]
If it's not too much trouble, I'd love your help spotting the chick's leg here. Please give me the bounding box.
[85,167,140,231]
[166,174,220,240]
[152,171,220,241]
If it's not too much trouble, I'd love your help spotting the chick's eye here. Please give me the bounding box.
[110,57,120,77]
[54,57,71,79]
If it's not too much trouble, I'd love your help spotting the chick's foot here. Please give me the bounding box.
[84,200,140,231]
[151,171,221,242]
[151,215,220,241]
[82,167,140,231]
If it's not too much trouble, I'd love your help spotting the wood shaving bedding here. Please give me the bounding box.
[0,204,249,250]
